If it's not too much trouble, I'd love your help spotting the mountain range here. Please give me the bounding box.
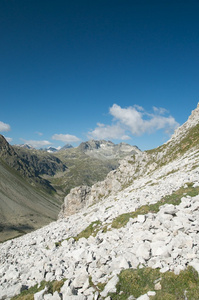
[0,138,139,242]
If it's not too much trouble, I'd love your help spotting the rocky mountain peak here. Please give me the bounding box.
[78,139,114,151]
[0,134,12,152]
[189,101,199,123]
[78,139,141,160]
[60,144,73,150]
[166,102,199,145]
[0,134,20,161]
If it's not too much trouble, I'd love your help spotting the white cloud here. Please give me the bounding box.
[0,121,11,132]
[88,122,131,140]
[110,104,179,135]
[52,134,81,143]
[152,106,168,115]
[88,104,179,140]
[110,104,145,135]
[5,137,13,143]
[20,139,51,148]
[35,131,43,136]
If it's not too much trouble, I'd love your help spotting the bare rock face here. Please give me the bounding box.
[59,186,91,218]
[59,152,147,217]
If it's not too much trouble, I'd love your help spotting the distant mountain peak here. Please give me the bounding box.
[46,147,59,153]
[78,139,141,160]
[60,144,73,150]
[19,144,35,149]
[79,140,114,151]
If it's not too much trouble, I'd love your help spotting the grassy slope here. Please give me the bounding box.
[0,159,61,242]
[146,123,199,164]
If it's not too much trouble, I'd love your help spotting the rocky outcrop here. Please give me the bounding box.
[59,186,91,217]
[166,102,199,145]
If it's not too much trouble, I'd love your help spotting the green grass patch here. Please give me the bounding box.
[11,279,66,300]
[109,267,160,299]
[146,124,199,170]
[89,276,106,293]
[55,220,103,246]
[108,266,199,300]
[105,205,114,211]
[111,183,199,229]
[73,220,102,241]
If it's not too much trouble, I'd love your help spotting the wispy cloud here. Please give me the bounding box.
[20,139,51,148]
[52,134,81,143]
[88,104,179,140]
[35,131,43,136]
[0,121,11,132]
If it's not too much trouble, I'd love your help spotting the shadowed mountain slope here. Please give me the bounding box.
[0,159,61,242]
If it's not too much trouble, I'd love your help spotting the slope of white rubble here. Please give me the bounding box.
[0,144,199,299]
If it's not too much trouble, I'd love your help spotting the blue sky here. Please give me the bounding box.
[0,0,198,151]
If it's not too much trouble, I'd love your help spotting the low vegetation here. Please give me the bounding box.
[55,182,199,246]
[111,182,199,229]
[11,267,199,299]
[146,124,199,168]
[11,279,65,300]
[88,276,106,293]
[55,220,103,247]
[73,220,102,241]
[108,266,199,299]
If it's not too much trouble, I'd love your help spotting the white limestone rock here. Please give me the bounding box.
[34,287,47,300]
[73,269,89,288]
[137,294,149,300]
[100,275,119,297]
[136,242,151,261]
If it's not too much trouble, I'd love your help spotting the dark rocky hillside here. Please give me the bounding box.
[0,135,62,194]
